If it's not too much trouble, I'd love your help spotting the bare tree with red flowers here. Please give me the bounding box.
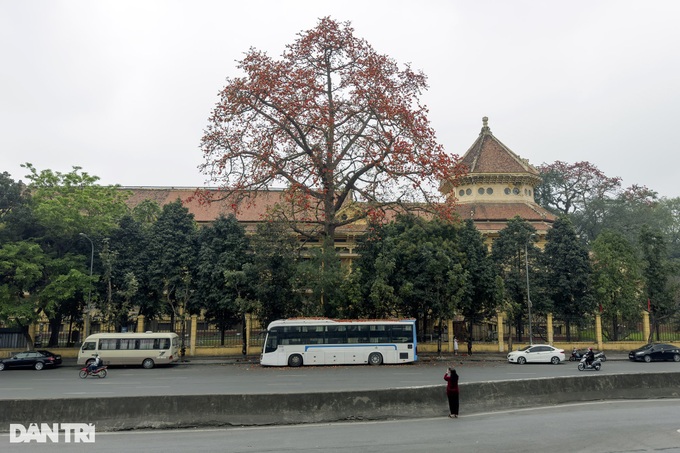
[199,17,464,247]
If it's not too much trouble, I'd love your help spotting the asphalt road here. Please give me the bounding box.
[4,399,680,452]
[1,354,679,399]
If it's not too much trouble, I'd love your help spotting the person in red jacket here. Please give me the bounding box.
[444,366,459,418]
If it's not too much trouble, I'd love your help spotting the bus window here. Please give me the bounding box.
[139,339,155,350]
[347,325,369,343]
[100,339,118,350]
[326,325,347,344]
[370,325,389,343]
[390,325,412,343]
[82,341,96,351]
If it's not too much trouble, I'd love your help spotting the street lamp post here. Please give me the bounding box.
[79,233,94,338]
[525,236,534,345]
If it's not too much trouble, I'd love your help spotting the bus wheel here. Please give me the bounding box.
[142,358,155,369]
[368,352,383,366]
[288,354,303,367]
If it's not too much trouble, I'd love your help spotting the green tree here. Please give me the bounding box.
[295,245,346,318]
[491,217,543,343]
[0,241,49,345]
[591,230,643,341]
[105,215,150,331]
[638,225,679,341]
[195,214,252,344]
[22,163,129,241]
[351,215,465,337]
[458,219,500,342]
[248,220,301,326]
[0,172,37,243]
[145,200,198,333]
[540,216,594,340]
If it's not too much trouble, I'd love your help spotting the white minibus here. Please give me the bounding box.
[77,332,180,369]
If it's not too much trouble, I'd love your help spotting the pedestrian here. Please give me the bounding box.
[453,337,459,355]
[444,365,459,418]
[467,337,472,355]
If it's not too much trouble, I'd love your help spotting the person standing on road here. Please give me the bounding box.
[453,337,459,355]
[444,366,459,418]
[467,337,472,355]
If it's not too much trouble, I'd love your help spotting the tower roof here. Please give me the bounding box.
[460,117,540,177]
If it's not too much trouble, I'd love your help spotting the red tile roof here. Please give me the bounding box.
[460,117,540,176]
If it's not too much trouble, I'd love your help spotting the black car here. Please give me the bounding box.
[37,350,62,366]
[0,351,59,371]
[628,343,680,363]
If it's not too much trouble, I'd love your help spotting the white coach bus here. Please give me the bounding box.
[260,318,418,367]
[77,332,180,369]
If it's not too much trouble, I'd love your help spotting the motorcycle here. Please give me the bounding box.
[570,349,607,362]
[79,365,108,379]
[577,355,601,371]
[569,349,584,361]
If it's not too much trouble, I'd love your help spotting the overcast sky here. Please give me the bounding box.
[2,0,679,198]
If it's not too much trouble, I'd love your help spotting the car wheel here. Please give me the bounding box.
[644,355,652,363]
[34,361,44,371]
[594,363,601,371]
[577,363,585,371]
[79,370,88,379]
[368,352,383,366]
[673,354,680,362]
[288,354,303,367]
[550,356,560,365]
[0,363,5,371]
[142,358,155,369]
[517,357,526,365]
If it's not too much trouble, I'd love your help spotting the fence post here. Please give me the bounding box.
[447,319,453,353]
[245,313,252,356]
[642,310,650,343]
[136,315,145,333]
[496,312,504,352]
[547,313,554,345]
[595,313,603,350]
[190,314,197,356]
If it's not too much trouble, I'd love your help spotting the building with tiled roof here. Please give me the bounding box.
[124,117,554,252]
[441,117,556,242]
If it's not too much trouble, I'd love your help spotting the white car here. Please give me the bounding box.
[507,345,565,365]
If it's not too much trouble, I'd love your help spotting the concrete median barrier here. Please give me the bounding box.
[2,372,679,432]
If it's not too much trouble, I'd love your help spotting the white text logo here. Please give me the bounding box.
[9,423,95,443]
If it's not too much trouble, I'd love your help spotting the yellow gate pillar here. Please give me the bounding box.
[190,314,198,357]
[448,319,454,353]
[642,310,650,343]
[595,313,603,350]
[245,313,252,356]
[497,312,504,352]
[547,313,554,345]
[136,315,145,333]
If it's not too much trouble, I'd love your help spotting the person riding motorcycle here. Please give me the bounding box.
[585,347,595,366]
[88,354,102,373]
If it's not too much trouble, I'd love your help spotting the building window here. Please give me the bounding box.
[504,188,511,195]
[478,188,485,195]
[466,188,472,195]
[486,188,493,194]
[459,189,465,197]
[513,188,520,195]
